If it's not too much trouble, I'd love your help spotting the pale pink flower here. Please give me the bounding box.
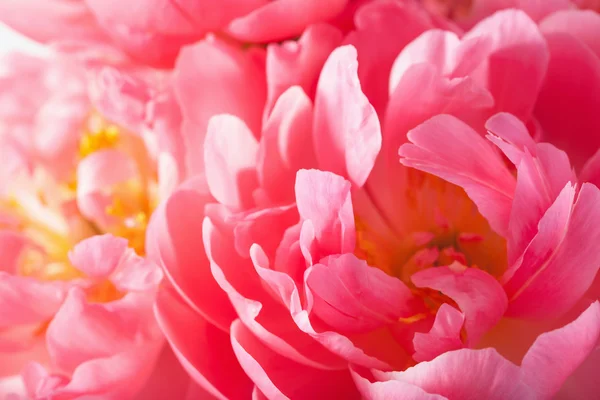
[149,5,600,399]
[0,37,185,398]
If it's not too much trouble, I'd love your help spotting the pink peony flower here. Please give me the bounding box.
[149,4,600,399]
[0,0,372,67]
[0,33,188,398]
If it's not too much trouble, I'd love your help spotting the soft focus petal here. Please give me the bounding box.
[227,0,348,43]
[68,234,128,279]
[413,304,464,363]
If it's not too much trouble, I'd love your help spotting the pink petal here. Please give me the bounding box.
[534,32,600,170]
[521,301,600,398]
[227,0,348,43]
[295,169,355,257]
[460,9,549,120]
[307,254,419,333]
[0,274,68,328]
[46,289,156,373]
[204,217,344,370]
[76,149,139,227]
[230,319,361,399]
[505,183,600,318]
[146,178,237,331]
[412,264,507,346]
[68,234,128,279]
[351,367,446,400]
[485,112,537,165]
[264,24,342,120]
[174,36,266,175]
[377,348,534,399]
[0,231,27,274]
[313,45,382,187]
[257,86,317,204]
[83,0,265,67]
[0,0,108,45]
[154,288,253,400]
[400,114,516,237]
[539,10,600,59]
[345,0,435,114]
[413,304,464,362]
[580,148,600,187]
[204,115,259,211]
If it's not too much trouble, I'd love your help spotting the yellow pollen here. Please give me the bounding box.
[87,280,125,303]
[79,123,120,158]
[398,313,429,324]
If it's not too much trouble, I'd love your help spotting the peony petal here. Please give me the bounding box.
[412,263,507,346]
[534,32,600,170]
[580,149,600,187]
[174,36,266,176]
[154,288,253,400]
[521,301,600,398]
[346,0,435,114]
[257,86,317,204]
[204,115,259,211]
[146,178,236,331]
[227,0,347,43]
[505,183,600,319]
[350,367,446,400]
[400,114,516,237]
[295,169,355,257]
[485,112,537,165]
[412,304,464,363]
[539,10,600,58]
[313,45,382,187]
[307,253,420,333]
[264,24,342,120]
[377,348,534,399]
[68,234,128,279]
[230,319,361,400]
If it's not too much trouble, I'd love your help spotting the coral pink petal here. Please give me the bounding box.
[521,302,600,398]
[313,45,382,188]
[461,9,549,120]
[24,346,160,399]
[205,218,345,370]
[68,234,128,279]
[389,30,461,93]
[0,231,27,274]
[351,367,446,400]
[295,169,355,257]
[227,0,348,43]
[46,289,155,373]
[257,86,316,204]
[534,32,600,171]
[505,183,600,319]
[539,10,600,58]
[264,24,342,120]
[346,0,435,114]
[0,274,68,327]
[400,114,516,237]
[230,319,361,400]
[412,264,507,345]
[307,253,419,333]
[580,149,600,187]
[0,0,108,45]
[485,112,537,165]
[413,304,464,363]
[76,149,139,227]
[146,178,237,331]
[174,36,266,175]
[204,115,259,211]
[154,288,253,400]
[377,348,534,399]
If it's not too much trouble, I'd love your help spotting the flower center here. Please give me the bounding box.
[355,172,506,312]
